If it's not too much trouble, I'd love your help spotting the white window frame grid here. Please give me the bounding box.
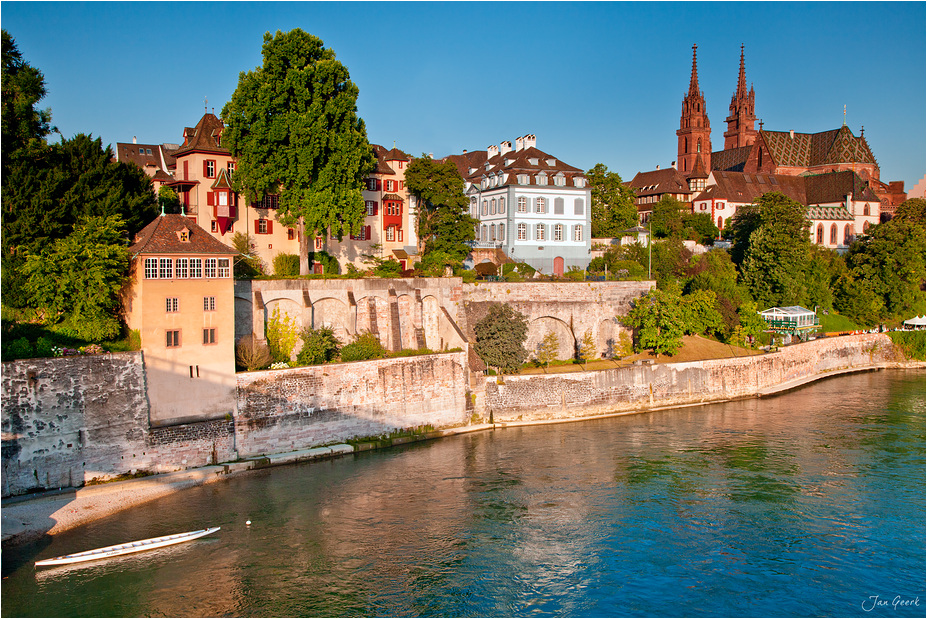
[144,257,158,279]
[158,257,173,279]
[204,258,218,278]
[189,258,202,279]
[535,197,546,214]
[517,223,527,240]
[574,225,584,241]
[166,297,179,313]
[204,296,216,311]
[175,258,189,279]
[536,223,546,241]
[499,198,506,213]
[517,197,527,213]
[218,258,230,278]
[554,224,564,242]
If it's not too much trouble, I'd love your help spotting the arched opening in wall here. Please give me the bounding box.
[396,294,419,350]
[264,297,305,361]
[816,224,824,244]
[310,297,351,344]
[863,204,870,216]
[844,224,852,244]
[830,224,838,245]
[421,295,442,351]
[354,295,391,350]
[718,216,723,230]
[234,295,255,342]
[526,316,575,364]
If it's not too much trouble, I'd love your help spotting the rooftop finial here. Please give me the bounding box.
[205,97,208,112]
[843,104,847,126]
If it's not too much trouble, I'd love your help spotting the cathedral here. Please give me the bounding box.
[631,45,906,219]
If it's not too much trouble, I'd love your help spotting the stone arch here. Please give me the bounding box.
[526,316,575,361]
[234,295,254,342]
[397,294,419,350]
[311,297,352,343]
[422,295,441,350]
[263,296,305,361]
[354,295,391,348]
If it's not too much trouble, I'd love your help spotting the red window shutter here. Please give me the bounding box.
[373,201,378,215]
[207,192,214,206]
[365,225,371,240]
[254,220,260,234]
[376,179,382,191]
[267,220,273,234]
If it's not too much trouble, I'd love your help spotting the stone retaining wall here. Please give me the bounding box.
[483,334,900,421]
[235,351,470,457]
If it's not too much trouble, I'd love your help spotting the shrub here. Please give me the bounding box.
[236,334,272,371]
[563,266,585,282]
[888,330,926,361]
[297,326,341,365]
[309,250,341,275]
[273,253,301,277]
[340,332,386,362]
[35,337,56,358]
[265,306,300,363]
[460,270,477,283]
[3,337,34,361]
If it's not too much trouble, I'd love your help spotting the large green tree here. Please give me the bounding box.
[3,134,157,306]
[221,29,376,275]
[844,197,926,322]
[587,163,638,237]
[22,215,130,340]
[1,30,51,167]
[474,303,529,375]
[729,191,811,308]
[624,285,685,356]
[404,155,475,262]
[650,195,686,239]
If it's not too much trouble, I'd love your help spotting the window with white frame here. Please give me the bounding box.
[204,296,216,311]
[175,258,188,279]
[490,224,495,242]
[499,197,506,214]
[554,224,563,241]
[536,223,546,241]
[366,201,376,216]
[535,197,546,213]
[499,223,505,241]
[205,160,215,178]
[166,297,179,313]
[536,173,547,186]
[517,223,527,240]
[470,197,477,217]
[575,178,586,188]
[228,162,235,178]
[517,196,527,213]
[204,258,217,278]
[159,257,173,279]
[217,258,230,278]
[482,200,488,216]
[518,174,529,185]
[386,226,395,242]
[490,199,496,215]
[481,224,488,241]
[554,175,565,187]
[574,225,583,241]
[189,258,202,279]
[144,257,158,279]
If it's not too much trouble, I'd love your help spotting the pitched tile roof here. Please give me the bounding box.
[130,214,236,256]
[172,113,229,158]
[806,205,854,221]
[694,170,880,209]
[115,143,178,176]
[628,167,690,196]
[760,126,877,168]
[441,141,586,188]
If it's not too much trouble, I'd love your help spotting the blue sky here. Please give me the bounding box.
[3,1,925,188]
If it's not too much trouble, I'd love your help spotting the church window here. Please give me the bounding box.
[816,224,824,244]
[697,138,702,153]
[830,224,838,244]
[863,204,870,216]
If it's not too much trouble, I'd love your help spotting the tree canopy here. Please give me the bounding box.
[587,163,638,237]
[22,215,130,340]
[404,155,475,262]
[221,29,376,274]
[474,303,529,374]
[624,285,685,356]
[2,29,52,167]
[729,191,811,308]
[650,195,686,239]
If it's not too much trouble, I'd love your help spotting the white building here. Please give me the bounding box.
[442,135,591,275]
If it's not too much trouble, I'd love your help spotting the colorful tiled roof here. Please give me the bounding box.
[130,214,236,256]
[760,126,877,168]
[806,205,854,221]
[710,146,751,172]
[804,169,880,204]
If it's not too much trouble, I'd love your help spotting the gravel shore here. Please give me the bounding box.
[1,466,229,548]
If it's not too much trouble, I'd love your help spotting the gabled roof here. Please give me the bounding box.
[628,167,690,196]
[130,214,236,256]
[115,143,178,176]
[759,126,877,168]
[804,169,880,204]
[694,171,806,204]
[172,113,229,158]
[441,142,586,189]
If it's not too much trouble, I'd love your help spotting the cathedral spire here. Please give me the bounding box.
[724,45,757,150]
[688,44,700,96]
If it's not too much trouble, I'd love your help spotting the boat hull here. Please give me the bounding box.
[35,527,220,567]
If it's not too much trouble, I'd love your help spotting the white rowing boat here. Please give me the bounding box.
[34,527,220,567]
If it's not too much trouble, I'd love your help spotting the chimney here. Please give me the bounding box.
[656,165,660,170]
[523,134,537,149]
[671,161,677,170]
[462,149,467,154]
[487,144,499,159]
[133,136,137,144]
[515,136,525,151]
[500,140,513,156]
[789,129,795,139]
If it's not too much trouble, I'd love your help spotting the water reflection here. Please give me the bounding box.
[3,371,924,618]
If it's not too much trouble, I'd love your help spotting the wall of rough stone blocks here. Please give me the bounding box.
[235,351,470,457]
[482,334,901,421]
[1,354,236,497]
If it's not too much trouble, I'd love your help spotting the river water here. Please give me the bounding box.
[2,370,924,617]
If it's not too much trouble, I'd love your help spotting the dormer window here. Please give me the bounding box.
[554,174,566,187]
[518,174,529,185]
[546,159,556,166]
[574,178,586,188]
[177,229,191,243]
[528,158,539,166]
[536,173,548,186]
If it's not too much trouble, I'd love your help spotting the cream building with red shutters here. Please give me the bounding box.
[123,114,417,273]
[124,213,238,425]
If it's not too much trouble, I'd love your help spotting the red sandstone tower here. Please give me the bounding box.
[723,45,757,150]
[677,44,712,174]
